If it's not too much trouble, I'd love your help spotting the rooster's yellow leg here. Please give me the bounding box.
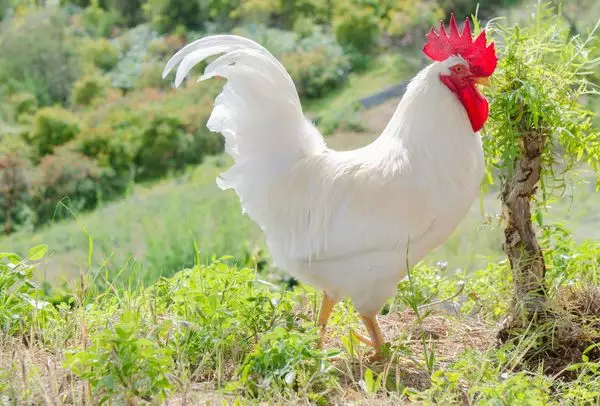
[358,315,384,357]
[317,292,336,348]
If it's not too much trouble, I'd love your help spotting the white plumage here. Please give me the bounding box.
[164,35,485,354]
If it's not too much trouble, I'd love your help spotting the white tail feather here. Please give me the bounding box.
[163,35,326,225]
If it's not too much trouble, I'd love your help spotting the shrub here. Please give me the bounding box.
[282,46,349,99]
[64,309,173,403]
[238,326,337,401]
[81,0,118,37]
[233,25,350,99]
[30,149,105,225]
[135,63,172,89]
[72,73,111,106]
[232,24,298,56]
[317,103,365,135]
[104,0,145,27]
[0,10,80,106]
[439,0,520,17]
[145,34,186,61]
[0,153,31,234]
[71,84,224,184]
[143,0,204,34]
[333,3,380,53]
[29,107,82,157]
[150,260,297,376]
[134,113,189,180]
[231,0,278,24]
[8,93,38,122]
[381,0,443,40]
[231,0,329,29]
[109,24,159,90]
[189,127,225,159]
[75,126,140,175]
[80,38,121,72]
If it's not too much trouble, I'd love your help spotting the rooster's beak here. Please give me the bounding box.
[474,77,491,87]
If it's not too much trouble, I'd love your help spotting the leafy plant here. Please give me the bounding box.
[28,107,82,157]
[481,4,600,324]
[30,149,107,225]
[144,0,204,34]
[8,92,38,124]
[333,2,380,53]
[0,9,80,105]
[109,24,159,90]
[150,260,297,377]
[233,25,350,99]
[0,153,31,234]
[237,326,338,402]
[134,112,191,180]
[0,246,49,335]
[65,309,173,403]
[72,72,112,106]
[80,38,121,72]
[81,0,118,37]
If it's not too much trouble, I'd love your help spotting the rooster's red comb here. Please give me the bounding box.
[423,14,497,77]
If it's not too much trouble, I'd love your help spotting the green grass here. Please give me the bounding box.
[302,51,423,134]
[303,51,423,116]
[2,227,600,404]
[0,156,262,286]
[429,167,600,272]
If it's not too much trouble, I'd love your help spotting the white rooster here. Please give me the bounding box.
[163,15,497,357]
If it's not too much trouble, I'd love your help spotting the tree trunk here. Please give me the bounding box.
[501,130,548,326]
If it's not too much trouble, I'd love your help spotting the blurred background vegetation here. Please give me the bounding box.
[0,0,598,287]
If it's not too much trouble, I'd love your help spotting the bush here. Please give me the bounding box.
[28,108,82,157]
[75,126,140,175]
[9,93,37,119]
[282,48,347,98]
[190,128,225,159]
[146,34,186,61]
[80,38,121,72]
[0,153,31,234]
[109,24,159,90]
[135,63,172,89]
[64,309,173,403]
[333,4,380,53]
[144,0,203,34]
[150,260,297,375]
[134,113,190,180]
[0,10,80,106]
[81,1,118,37]
[30,149,107,225]
[233,25,350,99]
[439,0,520,17]
[381,0,443,40]
[104,0,145,27]
[238,327,337,401]
[71,73,111,106]
[77,85,224,182]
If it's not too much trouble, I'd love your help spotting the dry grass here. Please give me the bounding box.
[0,338,85,404]
[3,290,600,404]
[497,286,600,381]
[0,308,499,405]
[322,309,496,402]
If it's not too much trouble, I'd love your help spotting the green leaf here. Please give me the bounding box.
[0,253,22,263]
[27,245,48,261]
